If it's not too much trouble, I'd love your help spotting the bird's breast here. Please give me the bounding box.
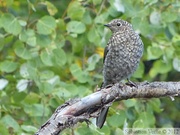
[103,32,143,84]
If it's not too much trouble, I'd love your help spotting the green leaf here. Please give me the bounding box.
[18,20,27,26]
[92,0,102,5]
[36,16,56,35]
[150,11,161,25]
[161,11,177,23]
[87,26,101,44]
[5,0,14,7]
[14,40,32,59]
[24,92,40,104]
[173,57,180,72]
[21,125,38,133]
[52,48,67,66]
[12,91,26,102]
[1,13,22,35]
[56,19,66,31]
[20,63,29,78]
[0,60,18,73]
[36,34,51,47]
[164,45,175,61]
[26,29,35,38]
[26,61,41,83]
[39,70,54,80]
[40,49,53,66]
[67,1,85,20]
[71,85,89,97]
[77,126,100,135]
[126,108,136,121]
[19,30,28,42]
[82,11,92,25]
[134,112,155,128]
[27,36,36,47]
[144,0,158,6]
[133,119,144,128]
[0,37,4,51]
[0,115,20,132]
[19,29,36,46]
[41,83,54,94]
[148,99,162,113]
[24,104,50,117]
[123,99,137,108]
[97,126,111,134]
[131,17,150,36]
[172,34,180,44]
[16,79,30,92]
[0,78,8,90]
[108,0,125,17]
[66,21,86,34]
[94,13,109,24]
[0,122,9,135]
[49,98,59,108]
[27,0,36,11]
[150,60,172,78]
[70,64,88,83]
[70,36,84,53]
[114,128,124,135]
[108,112,126,127]
[53,87,72,98]
[63,83,78,95]
[132,61,144,78]
[86,54,101,71]
[147,46,163,60]
[45,1,58,16]
[168,23,178,36]
[47,76,60,86]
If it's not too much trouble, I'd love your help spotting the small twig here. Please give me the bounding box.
[97,0,106,15]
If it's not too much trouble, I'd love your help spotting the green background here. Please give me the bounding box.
[0,0,180,134]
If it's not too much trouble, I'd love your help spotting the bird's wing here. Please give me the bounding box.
[103,44,110,63]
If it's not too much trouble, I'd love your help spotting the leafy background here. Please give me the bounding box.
[0,0,180,135]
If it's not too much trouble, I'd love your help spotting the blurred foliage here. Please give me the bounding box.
[0,0,180,135]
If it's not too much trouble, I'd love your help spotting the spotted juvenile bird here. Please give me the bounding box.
[96,19,144,128]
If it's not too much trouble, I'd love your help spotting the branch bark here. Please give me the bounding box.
[35,81,180,135]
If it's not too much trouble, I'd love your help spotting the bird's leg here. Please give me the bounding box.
[126,78,138,88]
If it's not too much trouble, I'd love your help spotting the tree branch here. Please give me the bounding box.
[35,81,180,135]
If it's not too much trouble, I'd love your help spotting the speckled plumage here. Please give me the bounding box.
[96,19,144,128]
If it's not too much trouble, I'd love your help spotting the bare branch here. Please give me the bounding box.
[35,81,180,135]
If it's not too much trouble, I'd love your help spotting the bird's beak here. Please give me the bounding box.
[104,23,110,27]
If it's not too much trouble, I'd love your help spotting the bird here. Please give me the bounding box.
[96,19,144,128]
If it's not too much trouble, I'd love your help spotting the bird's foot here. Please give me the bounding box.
[141,81,149,85]
[104,84,114,88]
[101,83,114,89]
[126,78,138,88]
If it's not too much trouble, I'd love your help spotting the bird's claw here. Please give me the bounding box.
[126,78,138,88]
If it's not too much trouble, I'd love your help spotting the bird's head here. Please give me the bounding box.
[104,19,132,33]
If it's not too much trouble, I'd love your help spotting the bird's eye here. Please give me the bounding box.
[117,23,121,26]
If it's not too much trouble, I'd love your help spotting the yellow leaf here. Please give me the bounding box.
[96,47,104,58]
[75,59,82,68]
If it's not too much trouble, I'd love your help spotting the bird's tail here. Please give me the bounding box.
[96,106,109,128]
[96,81,110,128]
